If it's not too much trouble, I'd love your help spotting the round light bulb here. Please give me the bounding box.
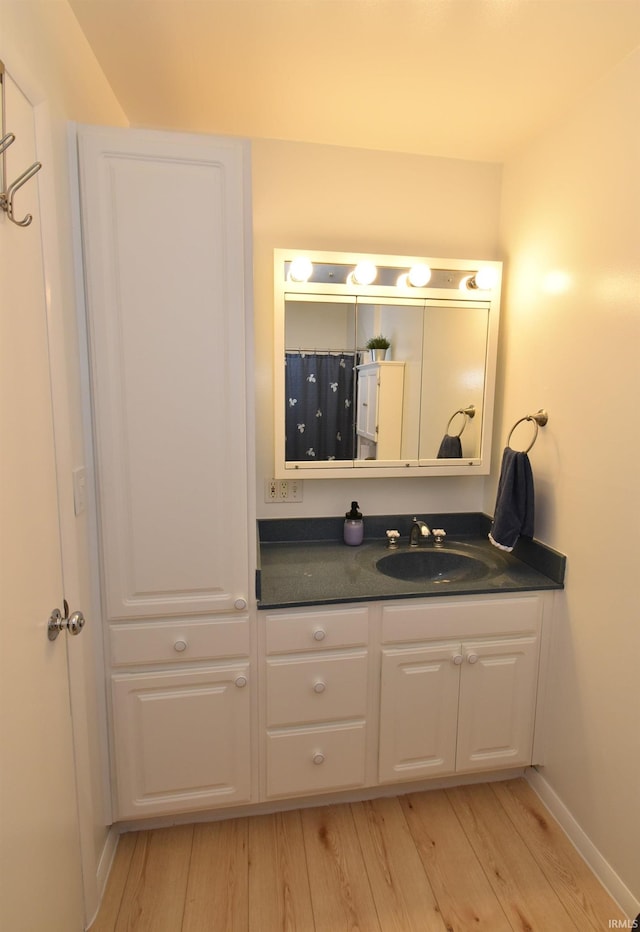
[353,261,377,286]
[408,263,431,287]
[288,256,313,282]
[473,266,498,290]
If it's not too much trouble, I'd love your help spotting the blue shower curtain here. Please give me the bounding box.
[285,352,355,461]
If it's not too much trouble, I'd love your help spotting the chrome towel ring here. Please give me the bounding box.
[507,409,548,453]
[445,404,475,438]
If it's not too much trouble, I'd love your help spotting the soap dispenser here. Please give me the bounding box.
[344,501,364,546]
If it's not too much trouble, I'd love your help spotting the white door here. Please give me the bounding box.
[0,68,84,931]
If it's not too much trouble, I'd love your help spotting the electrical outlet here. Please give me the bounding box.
[265,478,278,502]
[264,478,303,503]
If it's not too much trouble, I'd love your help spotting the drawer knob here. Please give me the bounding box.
[312,752,325,765]
[313,628,326,642]
[313,680,327,694]
[234,675,248,688]
[452,653,463,665]
[467,652,479,664]
[234,598,247,611]
[174,639,188,652]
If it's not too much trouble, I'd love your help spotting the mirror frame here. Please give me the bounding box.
[274,249,502,478]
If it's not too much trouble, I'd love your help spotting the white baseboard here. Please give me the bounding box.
[85,825,119,930]
[526,767,640,921]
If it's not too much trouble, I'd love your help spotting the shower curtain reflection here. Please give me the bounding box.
[285,352,355,461]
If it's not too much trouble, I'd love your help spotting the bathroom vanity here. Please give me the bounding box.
[256,514,564,806]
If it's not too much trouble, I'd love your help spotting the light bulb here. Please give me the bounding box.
[352,261,377,286]
[408,263,431,287]
[288,256,313,283]
[474,266,498,290]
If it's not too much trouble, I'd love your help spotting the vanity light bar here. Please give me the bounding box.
[283,257,499,293]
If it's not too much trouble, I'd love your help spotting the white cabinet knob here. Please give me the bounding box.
[313,680,327,693]
[174,639,188,652]
[234,675,248,688]
[234,598,247,611]
[313,628,326,642]
[467,653,479,664]
[312,752,325,765]
[452,653,463,665]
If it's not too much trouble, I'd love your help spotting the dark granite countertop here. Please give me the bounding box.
[257,513,565,610]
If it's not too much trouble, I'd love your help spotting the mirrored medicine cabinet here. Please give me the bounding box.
[273,249,502,479]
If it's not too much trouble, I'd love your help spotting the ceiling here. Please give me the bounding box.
[69,0,640,163]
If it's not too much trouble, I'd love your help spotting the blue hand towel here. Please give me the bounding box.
[437,434,463,458]
[488,447,535,551]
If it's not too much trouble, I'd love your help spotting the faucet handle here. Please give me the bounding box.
[433,528,446,547]
[386,530,400,549]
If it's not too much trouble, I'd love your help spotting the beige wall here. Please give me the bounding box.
[1,0,127,921]
[494,47,640,904]
[252,138,502,518]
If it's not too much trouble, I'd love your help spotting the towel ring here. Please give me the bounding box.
[507,409,548,453]
[445,405,475,438]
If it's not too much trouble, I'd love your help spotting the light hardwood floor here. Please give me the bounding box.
[90,778,627,931]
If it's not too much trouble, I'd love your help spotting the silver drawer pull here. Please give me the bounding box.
[312,752,325,765]
[174,639,188,652]
[467,652,479,664]
[313,680,327,694]
[313,628,326,642]
[234,598,247,611]
[234,675,248,688]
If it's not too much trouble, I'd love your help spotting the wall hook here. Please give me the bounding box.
[1,160,43,227]
[0,60,43,228]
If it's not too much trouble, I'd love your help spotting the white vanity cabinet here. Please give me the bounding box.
[356,361,405,460]
[378,596,543,784]
[76,125,254,820]
[77,125,251,621]
[262,606,370,799]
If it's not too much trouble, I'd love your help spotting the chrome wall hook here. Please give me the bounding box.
[1,160,43,227]
[1,60,43,228]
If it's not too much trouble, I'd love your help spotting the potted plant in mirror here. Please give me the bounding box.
[366,335,390,362]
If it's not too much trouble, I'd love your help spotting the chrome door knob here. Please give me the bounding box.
[48,601,86,641]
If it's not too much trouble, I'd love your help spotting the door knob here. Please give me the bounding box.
[48,600,86,641]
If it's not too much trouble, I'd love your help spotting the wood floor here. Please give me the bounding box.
[90,778,626,931]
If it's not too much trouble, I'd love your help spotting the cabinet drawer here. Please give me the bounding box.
[266,651,367,726]
[381,596,542,643]
[266,721,366,798]
[110,616,250,667]
[265,607,369,654]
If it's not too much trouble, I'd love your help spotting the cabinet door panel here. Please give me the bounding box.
[112,664,251,818]
[456,637,539,773]
[379,643,459,783]
[78,127,250,619]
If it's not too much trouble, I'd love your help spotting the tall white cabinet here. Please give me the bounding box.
[77,125,254,819]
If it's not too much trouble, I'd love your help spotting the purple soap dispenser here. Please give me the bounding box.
[344,501,364,546]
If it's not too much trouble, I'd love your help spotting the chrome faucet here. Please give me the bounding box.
[409,517,431,547]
